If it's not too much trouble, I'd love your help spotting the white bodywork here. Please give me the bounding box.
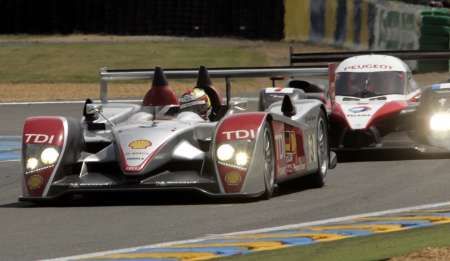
[335,55,420,130]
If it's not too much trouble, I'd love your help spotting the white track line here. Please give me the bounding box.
[45,200,450,261]
[0,136,21,139]
[0,159,20,163]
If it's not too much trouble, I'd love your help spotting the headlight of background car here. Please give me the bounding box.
[429,112,450,131]
[23,145,60,174]
[216,141,253,170]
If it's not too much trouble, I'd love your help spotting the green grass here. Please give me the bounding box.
[0,40,270,83]
[221,223,450,261]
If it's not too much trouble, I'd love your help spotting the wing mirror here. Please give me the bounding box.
[83,99,102,121]
[86,103,103,115]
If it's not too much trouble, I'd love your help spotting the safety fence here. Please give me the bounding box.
[0,0,284,39]
[1,0,449,71]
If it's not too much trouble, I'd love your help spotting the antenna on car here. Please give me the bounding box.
[225,77,231,109]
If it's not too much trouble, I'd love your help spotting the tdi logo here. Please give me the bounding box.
[24,134,55,144]
[223,130,256,140]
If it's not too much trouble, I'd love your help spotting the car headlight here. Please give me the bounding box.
[40,147,59,165]
[430,113,450,131]
[217,144,235,161]
[235,152,249,166]
[26,157,39,170]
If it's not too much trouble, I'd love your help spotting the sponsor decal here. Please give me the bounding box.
[24,134,55,144]
[223,130,256,140]
[343,64,393,71]
[128,139,152,149]
[125,151,148,161]
[348,106,371,113]
[284,131,297,153]
[27,175,44,190]
[284,131,298,174]
[224,172,242,186]
[265,88,294,94]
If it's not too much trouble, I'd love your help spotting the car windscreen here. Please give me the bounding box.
[335,71,406,98]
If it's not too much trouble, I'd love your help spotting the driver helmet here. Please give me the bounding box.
[179,88,211,119]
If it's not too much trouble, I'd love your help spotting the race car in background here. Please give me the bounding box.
[20,65,336,202]
[289,49,450,152]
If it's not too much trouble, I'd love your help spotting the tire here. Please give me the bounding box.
[308,110,329,188]
[261,122,276,199]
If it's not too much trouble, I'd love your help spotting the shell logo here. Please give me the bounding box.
[225,172,242,186]
[128,139,152,149]
[27,175,44,190]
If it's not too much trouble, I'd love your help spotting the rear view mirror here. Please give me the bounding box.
[86,104,103,115]
[83,98,103,121]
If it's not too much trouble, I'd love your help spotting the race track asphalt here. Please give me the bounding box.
[1,103,450,260]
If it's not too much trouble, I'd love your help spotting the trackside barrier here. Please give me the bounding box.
[420,8,450,71]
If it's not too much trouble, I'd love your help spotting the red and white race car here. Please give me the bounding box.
[290,50,450,151]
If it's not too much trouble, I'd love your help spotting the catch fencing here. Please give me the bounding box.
[0,0,284,39]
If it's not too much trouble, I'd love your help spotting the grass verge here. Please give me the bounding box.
[0,35,448,101]
[220,223,450,261]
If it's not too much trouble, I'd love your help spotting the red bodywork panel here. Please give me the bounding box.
[366,101,407,128]
[22,117,65,197]
[330,103,351,128]
[215,113,266,193]
[271,121,306,178]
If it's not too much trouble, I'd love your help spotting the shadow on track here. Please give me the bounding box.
[0,177,321,208]
[336,148,450,162]
[0,190,266,208]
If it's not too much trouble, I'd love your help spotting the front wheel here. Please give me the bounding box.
[308,110,329,188]
[261,122,276,199]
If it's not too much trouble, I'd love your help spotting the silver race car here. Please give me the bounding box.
[20,66,337,202]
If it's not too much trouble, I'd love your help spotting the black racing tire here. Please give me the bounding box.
[261,122,276,200]
[308,110,329,188]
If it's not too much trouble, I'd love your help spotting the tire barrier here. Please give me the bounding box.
[420,9,450,72]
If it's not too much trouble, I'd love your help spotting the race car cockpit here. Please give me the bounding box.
[335,71,407,98]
